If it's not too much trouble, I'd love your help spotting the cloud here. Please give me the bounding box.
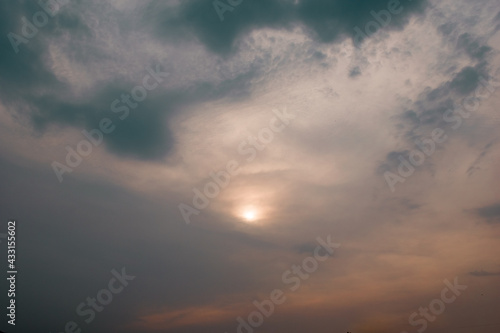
[349,66,362,78]
[293,242,318,255]
[1,1,500,332]
[456,33,492,61]
[475,203,500,223]
[0,2,61,96]
[385,13,497,150]
[495,10,500,31]
[466,141,495,177]
[449,66,483,95]
[469,270,500,277]
[150,0,429,54]
[0,1,266,163]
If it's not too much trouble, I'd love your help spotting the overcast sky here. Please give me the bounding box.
[1,0,500,332]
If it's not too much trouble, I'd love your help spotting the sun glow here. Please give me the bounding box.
[243,210,257,221]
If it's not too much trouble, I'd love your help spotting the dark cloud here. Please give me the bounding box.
[437,21,456,36]
[293,242,318,255]
[379,65,490,176]
[0,2,62,95]
[349,66,362,78]
[387,21,496,151]
[388,64,490,152]
[148,0,294,55]
[376,149,410,175]
[296,0,427,43]
[0,1,261,163]
[449,66,482,95]
[151,0,428,54]
[26,82,180,161]
[475,203,500,223]
[433,63,488,100]
[438,27,493,62]
[312,50,327,60]
[386,58,492,160]
[469,270,500,277]
[466,141,495,177]
[0,0,431,165]
[456,33,492,61]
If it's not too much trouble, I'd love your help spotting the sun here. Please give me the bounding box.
[236,204,266,223]
[242,209,257,222]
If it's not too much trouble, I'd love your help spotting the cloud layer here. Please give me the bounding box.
[0,0,500,332]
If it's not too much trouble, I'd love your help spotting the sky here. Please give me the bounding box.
[0,0,500,332]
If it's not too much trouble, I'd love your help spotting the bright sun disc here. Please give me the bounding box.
[243,210,256,221]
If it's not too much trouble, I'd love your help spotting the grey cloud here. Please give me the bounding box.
[0,0,432,165]
[150,0,428,55]
[456,33,492,61]
[349,66,362,78]
[395,24,495,141]
[379,65,489,178]
[438,25,492,62]
[32,71,258,161]
[389,61,491,152]
[469,270,500,277]
[475,203,500,223]
[449,66,482,95]
[376,149,410,175]
[0,156,283,333]
[148,0,294,55]
[1,1,499,333]
[293,242,318,255]
[0,2,62,95]
[312,50,327,60]
[0,1,263,163]
[26,82,179,161]
[296,0,428,45]
[437,21,457,36]
[392,62,490,148]
[397,198,422,211]
[466,141,495,177]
